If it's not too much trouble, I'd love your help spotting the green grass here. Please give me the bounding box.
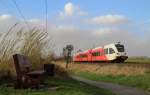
[126,57,150,64]
[72,71,150,92]
[0,76,116,95]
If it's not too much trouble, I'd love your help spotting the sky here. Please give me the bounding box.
[0,0,150,56]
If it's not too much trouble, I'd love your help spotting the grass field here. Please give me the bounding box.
[54,60,150,92]
[68,62,150,92]
[125,57,150,64]
[0,76,116,95]
[72,71,150,92]
[54,61,150,92]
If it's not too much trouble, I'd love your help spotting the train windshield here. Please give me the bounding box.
[115,44,125,52]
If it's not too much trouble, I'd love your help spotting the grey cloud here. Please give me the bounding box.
[86,14,129,25]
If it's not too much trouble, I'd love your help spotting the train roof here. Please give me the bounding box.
[93,46,103,50]
[75,50,89,55]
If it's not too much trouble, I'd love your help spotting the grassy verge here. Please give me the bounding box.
[72,71,150,92]
[0,76,116,95]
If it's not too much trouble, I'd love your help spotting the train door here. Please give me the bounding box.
[104,44,116,61]
[88,50,92,62]
[107,48,116,61]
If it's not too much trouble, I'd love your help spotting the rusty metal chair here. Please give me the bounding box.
[13,54,45,89]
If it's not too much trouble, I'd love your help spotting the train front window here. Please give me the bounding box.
[109,48,115,54]
[115,44,125,52]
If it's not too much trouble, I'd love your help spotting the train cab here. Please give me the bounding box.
[104,42,128,62]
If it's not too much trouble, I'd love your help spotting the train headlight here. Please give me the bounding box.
[124,53,126,55]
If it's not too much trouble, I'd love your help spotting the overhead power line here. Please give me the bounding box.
[45,0,48,33]
[11,0,31,31]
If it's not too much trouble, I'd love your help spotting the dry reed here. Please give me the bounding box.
[0,24,54,75]
[57,62,150,76]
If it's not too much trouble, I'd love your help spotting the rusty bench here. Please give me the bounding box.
[13,54,46,89]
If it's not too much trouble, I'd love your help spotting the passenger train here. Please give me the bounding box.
[73,42,128,63]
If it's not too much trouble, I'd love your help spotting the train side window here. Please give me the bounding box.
[92,53,94,56]
[104,48,109,54]
[80,54,87,58]
[92,52,100,56]
[109,48,115,54]
[92,52,96,56]
[98,52,101,56]
[92,52,95,56]
[96,52,98,56]
[107,48,109,54]
[97,52,100,56]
